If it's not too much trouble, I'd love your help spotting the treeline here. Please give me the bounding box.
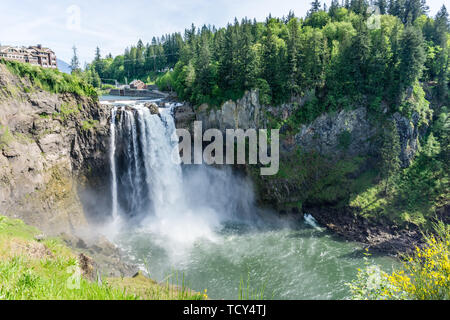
[81,34,184,86]
[84,0,449,113]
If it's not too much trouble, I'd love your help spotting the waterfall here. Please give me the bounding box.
[108,101,256,246]
[109,107,118,220]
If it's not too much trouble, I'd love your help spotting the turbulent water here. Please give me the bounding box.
[106,99,397,300]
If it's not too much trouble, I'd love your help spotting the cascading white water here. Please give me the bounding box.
[108,101,251,248]
[109,107,118,220]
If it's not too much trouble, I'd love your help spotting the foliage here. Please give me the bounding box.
[238,273,267,300]
[348,223,450,300]
[1,59,97,98]
[85,1,448,109]
[350,113,449,226]
[338,130,352,150]
[81,119,99,131]
[379,120,401,194]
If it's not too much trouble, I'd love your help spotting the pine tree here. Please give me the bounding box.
[350,20,371,92]
[404,0,426,23]
[194,34,213,97]
[434,5,449,45]
[380,120,401,194]
[329,0,341,18]
[389,0,406,19]
[350,0,369,16]
[398,23,426,90]
[287,18,300,95]
[238,23,258,90]
[310,0,321,14]
[94,46,101,62]
[70,45,80,73]
[375,0,388,14]
[435,6,449,100]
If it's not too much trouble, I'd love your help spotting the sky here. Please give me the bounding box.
[0,0,447,65]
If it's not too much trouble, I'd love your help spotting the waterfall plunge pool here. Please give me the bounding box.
[104,99,398,300]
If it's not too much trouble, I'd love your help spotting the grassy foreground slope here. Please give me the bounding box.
[0,215,203,300]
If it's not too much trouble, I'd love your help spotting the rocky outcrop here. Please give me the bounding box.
[187,89,423,167]
[0,64,111,233]
[307,206,423,256]
[174,103,196,134]
[144,102,160,115]
[294,107,377,157]
[393,111,420,168]
[59,232,137,277]
[178,89,428,215]
[195,89,264,131]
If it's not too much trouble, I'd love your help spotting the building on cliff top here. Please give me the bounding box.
[129,79,147,90]
[0,44,57,69]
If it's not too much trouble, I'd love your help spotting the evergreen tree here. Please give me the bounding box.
[376,0,388,14]
[349,20,371,92]
[70,46,80,73]
[380,120,401,194]
[329,0,341,18]
[350,0,369,16]
[238,22,258,90]
[94,46,101,62]
[310,0,321,14]
[435,6,449,100]
[287,17,300,95]
[399,23,426,91]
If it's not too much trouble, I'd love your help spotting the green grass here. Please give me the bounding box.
[238,273,267,300]
[0,215,205,300]
[81,119,99,131]
[51,103,81,121]
[0,59,98,98]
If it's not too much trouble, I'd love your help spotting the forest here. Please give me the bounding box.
[80,0,448,116]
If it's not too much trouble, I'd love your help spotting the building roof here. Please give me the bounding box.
[0,45,55,55]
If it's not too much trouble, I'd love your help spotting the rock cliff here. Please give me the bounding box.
[175,89,425,210]
[0,64,111,233]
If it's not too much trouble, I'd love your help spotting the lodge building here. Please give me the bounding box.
[0,44,57,68]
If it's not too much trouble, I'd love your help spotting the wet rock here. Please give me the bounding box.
[174,104,196,134]
[144,102,159,115]
[76,238,88,249]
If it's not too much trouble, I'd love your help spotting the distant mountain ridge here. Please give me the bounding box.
[57,59,71,74]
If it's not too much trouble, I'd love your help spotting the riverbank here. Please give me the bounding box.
[306,207,422,256]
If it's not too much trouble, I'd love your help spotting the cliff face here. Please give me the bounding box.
[176,90,425,211]
[0,64,111,233]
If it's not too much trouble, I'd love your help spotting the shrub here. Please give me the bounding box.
[348,223,450,300]
[0,59,98,98]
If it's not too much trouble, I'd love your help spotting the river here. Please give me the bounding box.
[103,98,397,300]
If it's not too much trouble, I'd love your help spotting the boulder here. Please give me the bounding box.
[144,102,159,115]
